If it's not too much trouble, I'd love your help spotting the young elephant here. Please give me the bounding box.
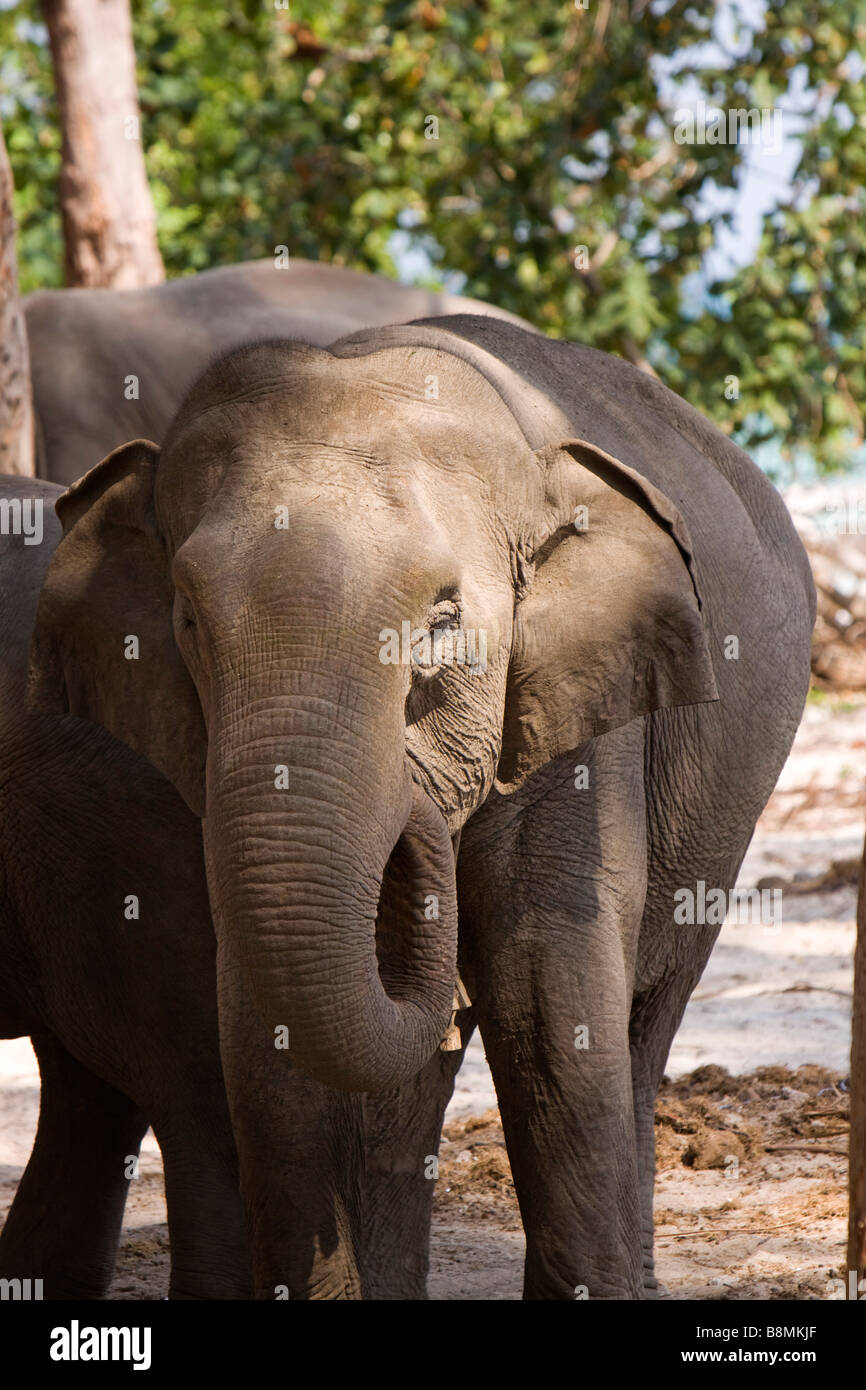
[0,479,250,1297]
[0,708,251,1299]
[27,317,815,1299]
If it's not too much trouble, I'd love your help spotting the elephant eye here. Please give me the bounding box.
[410,600,461,677]
[175,592,197,632]
[430,600,460,635]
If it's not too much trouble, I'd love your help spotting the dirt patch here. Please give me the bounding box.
[428,1064,849,1299]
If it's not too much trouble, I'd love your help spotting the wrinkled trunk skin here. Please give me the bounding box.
[202,645,458,1094]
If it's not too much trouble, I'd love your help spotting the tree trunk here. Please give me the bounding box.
[41,0,164,289]
[849,824,866,1292]
[0,122,35,477]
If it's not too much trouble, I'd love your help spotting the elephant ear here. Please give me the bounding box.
[496,438,719,791]
[28,439,207,817]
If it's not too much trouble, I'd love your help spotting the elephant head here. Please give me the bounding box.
[28,329,718,1092]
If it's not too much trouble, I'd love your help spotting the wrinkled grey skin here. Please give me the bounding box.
[26,259,534,486]
[0,479,250,1298]
[28,317,815,1299]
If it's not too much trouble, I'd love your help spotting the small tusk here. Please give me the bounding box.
[439,971,472,1051]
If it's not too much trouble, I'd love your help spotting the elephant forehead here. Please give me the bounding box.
[157,377,527,540]
[161,456,495,585]
[164,337,522,458]
[181,368,502,448]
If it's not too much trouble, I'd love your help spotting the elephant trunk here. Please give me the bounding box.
[203,659,458,1093]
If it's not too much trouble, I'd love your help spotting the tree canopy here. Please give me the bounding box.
[1,0,863,469]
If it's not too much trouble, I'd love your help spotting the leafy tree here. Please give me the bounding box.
[0,0,862,468]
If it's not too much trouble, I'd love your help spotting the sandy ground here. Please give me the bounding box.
[1,694,863,1299]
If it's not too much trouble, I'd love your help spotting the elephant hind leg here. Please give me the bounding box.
[0,1033,148,1299]
[630,844,756,1295]
[629,969,708,1296]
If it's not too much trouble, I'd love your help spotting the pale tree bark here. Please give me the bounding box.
[849,825,866,1293]
[0,123,35,477]
[41,0,164,288]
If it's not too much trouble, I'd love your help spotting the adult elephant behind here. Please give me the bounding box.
[28,316,814,1299]
[25,259,535,486]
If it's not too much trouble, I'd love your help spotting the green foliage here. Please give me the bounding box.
[1,0,863,469]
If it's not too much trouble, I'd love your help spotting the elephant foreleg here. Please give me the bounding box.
[469,913,645,1299]
[458,731,649,1300]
